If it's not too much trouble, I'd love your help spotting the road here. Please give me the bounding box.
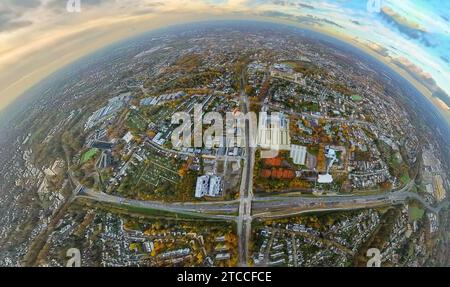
[77,189,239,220]
[75,179,446,221]
[252,190,414,219]
[251,181,449,219]
[70,171,239,220]
[237,69,255,266]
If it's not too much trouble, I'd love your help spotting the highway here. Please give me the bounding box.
[252,191,414,218]
[251,181,448,218]
[236,69,255,266]
[76,183,441,219]
[77,189,239,220]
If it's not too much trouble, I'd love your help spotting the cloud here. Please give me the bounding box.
[45,0,112,12]
[0,7,33,32]
[0,0,449,117]
[0,0,44,32]
[3,0,42,9]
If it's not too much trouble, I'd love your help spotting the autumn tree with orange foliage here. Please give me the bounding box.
[289,178,311,189]
[380,181,393,191]
[178,162,189,177]
[317,144,326,172]
[259,79,270,100]
[146,130,156,139]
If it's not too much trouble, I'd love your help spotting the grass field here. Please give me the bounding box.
[400,174,411,185]
[409,206,425,220]
[351,95,363,102]
[81,148,98,164]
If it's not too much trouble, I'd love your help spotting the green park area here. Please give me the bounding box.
[351,95,363,102]
[400,173,411,185]
[409,206,425,221]
[296,101,319,113]
[81,148,98,164]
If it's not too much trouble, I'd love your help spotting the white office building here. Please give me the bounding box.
[85,93,130,130]
[258,108,291,150]
[290,145,307,165]
[195,175,222,198]
[122,131,133,144]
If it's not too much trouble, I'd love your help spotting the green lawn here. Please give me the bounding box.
[409,206,425,221]
[81,148,98,164]
[351,95,363,102]
[298,101,319,112]
[400,174,411,185]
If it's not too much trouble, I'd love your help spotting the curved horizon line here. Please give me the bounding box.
[2,16,449,130]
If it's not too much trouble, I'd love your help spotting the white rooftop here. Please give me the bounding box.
[318,174,333,184]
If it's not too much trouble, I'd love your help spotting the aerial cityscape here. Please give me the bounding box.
[0,1,449,269]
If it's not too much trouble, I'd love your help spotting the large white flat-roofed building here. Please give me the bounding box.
[122,131,133,144]
[85,92,130,130]
[208,176,222,197]
[270,69,305,85]
[195,175,210,198]
[318,174,333,184]
[290,145,307,165]
[195,175,222,198]
[140,91,186,106]
[258,109,291,150]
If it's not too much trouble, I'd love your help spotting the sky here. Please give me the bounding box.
[0,0,449,120]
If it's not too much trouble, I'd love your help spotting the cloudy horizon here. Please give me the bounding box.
[1,0,449,121]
